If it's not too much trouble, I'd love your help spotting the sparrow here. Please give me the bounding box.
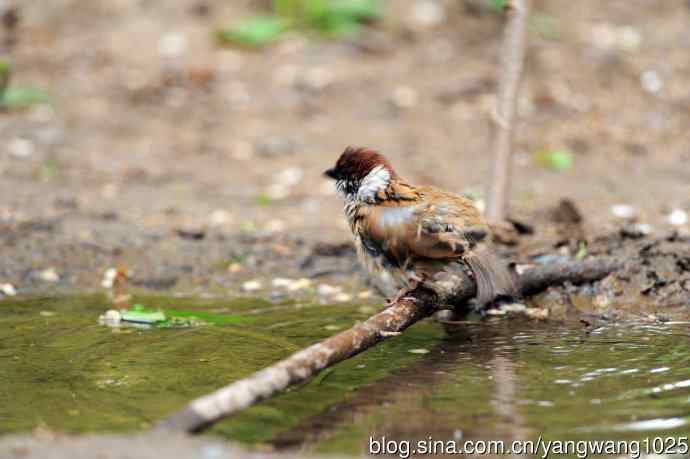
[324,146,516,307]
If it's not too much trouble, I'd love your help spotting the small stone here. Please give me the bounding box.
[410,0,445,28]
[8,138,34,158]
[634,223,653,235]
[38,268,60,283]
[667,209,688,226]
[99,309,122,326]
[611,204,636,220]
[209,210,231,226]
[641,70,663,93]
[333,292,353,303]
[390,86,418,109]
[357,290,372,299]
[228,263,243,273]
[158,33,187,57]
[101,268,118,289]
[618,26,642,50]
[300,67,333,92]
[317,284,342,296]
[40,311,56,317]
[287,278,312,292]
[242,280,262,292]
[0,283,17,296]
[274,167,304,187]
[514,264,533,275]
[266,219,286,233]
[271,278,293,288]
[408,348,430,354]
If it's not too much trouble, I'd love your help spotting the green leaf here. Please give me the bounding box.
[215,15,289,47]
[490,0,506,11]
[0,86,51,109]
[575,242,588,260]
[326,0,380,22]
[532,150,573,171]
[255,194,274,206]
[121,308,166,324]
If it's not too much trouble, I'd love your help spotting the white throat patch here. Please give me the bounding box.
[357,165,390,203]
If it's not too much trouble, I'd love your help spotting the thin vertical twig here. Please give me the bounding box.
[485,0,531,223]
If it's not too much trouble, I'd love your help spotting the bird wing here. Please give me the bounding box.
[364,184,489,264]
[364,183,516,304]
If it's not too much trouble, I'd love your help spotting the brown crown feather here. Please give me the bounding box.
[333,146,396,181]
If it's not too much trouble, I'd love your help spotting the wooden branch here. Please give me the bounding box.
[155,257,619,434]
[485,0,531,223]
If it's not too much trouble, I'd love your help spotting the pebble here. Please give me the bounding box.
[208,209,231,226]
[317,284,342,296]
[0,283,17,296]
[287,278,312,292]
[158,33,188,58]
[38,268,60,283]
[266,219,286,233]
[667,209,688,226]
[640,70,663,94]
[242,280,262,292]
[98,309,122,327]
[274,167,304,187]
[333,292,353,303]
[390,86,419,109]
[588,23,642,51]
[101,268,118,289]
[8,138,34,158]
[410,0,445,28]
[357,290,372,299]
[299,67,333,92]
[227,263,243,273]
[634,223,653,235]
[610,204,637,220]
[271,278,293,288]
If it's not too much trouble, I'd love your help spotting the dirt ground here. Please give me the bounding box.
[1,0,690,308]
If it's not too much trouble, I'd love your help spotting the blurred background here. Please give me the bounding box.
[1,0,690,292]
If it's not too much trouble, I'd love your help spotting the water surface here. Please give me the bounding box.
[1,295,689,457]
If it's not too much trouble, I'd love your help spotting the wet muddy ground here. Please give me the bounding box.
[2,0,690,307]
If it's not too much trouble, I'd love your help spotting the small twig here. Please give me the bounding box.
[156,257,618,434]
[485,0,531,223]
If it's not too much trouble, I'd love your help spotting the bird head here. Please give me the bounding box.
[324,146,396,202]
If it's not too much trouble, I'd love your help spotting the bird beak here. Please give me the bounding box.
[324,168,338,180]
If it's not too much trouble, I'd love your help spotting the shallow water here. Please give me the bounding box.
[1,295,689,457]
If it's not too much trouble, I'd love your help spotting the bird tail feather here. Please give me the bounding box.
[465,247,517,307]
